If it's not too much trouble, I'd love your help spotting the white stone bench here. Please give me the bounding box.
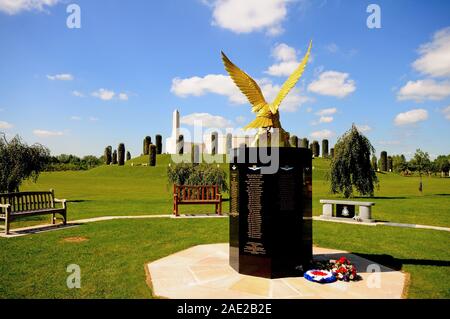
[320,199,375,223]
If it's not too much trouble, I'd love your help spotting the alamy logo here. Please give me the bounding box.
[66,264,81,289]
[66,4,81,29]
[366,4,381,29]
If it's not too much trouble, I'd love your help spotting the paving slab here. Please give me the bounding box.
[147,243,407,299]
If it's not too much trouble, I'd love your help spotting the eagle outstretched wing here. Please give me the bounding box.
[221,52,268,113]
[270,41,312,114]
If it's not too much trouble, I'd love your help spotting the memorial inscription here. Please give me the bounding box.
[229,147,312,279]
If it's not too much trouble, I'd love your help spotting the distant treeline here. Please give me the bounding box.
[46,154,104,171]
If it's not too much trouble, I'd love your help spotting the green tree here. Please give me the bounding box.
[410,149,431,193]
[392,154,408,173]
[434,155,450,177]
[0,134,50,193]
[330,125,378,198]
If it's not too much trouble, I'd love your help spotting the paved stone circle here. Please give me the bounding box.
[147,243,407,299]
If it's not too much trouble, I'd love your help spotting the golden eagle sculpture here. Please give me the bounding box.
[221,41,312,146]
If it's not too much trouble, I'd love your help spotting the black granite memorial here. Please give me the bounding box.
[229,147,312,279]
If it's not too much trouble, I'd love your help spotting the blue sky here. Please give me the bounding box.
[0,0,449,159]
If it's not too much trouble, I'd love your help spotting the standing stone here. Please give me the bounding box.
[312,141,320,158]
[149,144,157,166]
[322,139,329,158]
[112,150,118,164]
[177,134,184,155]
[290,135,298,148]
[144,136,152,155]
[330,148,335,158]
[300,138,309,149]
[211,131,218,155]
[155,135,162,154]
[380,151,388,172]
[118,143,125,166]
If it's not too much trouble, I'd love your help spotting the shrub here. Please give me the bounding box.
[379,151,388,172]
[392,154,408,173]
[104,146,112,165]
[149,144,157,166]
[330,124,378,198]
[290,135,298,148]
[118,143,125,166]
[322,139,329,158]
[167,163,228,192]
[112,150,118,164]
[156,135,162,154]
[0,134,50,193]
[143,136,151,155]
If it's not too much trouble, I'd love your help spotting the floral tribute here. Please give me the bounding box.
[304,256,360,284]
[304,269,336,283]
[330,257,358,282]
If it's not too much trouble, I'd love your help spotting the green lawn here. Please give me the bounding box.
[20,154,450,227]
[0,218,448,298]
[1,154,448,299]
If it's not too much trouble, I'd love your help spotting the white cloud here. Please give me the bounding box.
[181,113,233,128]
[118,93,129,101]
[72,90,84,97]
[442,105,450,120]
[70,116,82,121]
[265,43,300,77]
[171,74,312,112]
[89,117,99,122]
[33,129,64,137]
[356,124,372,133]
[319,116,333,123]
[412,27,450,78]
[310,129,334,139]
[0,0,59,15]
[0,121,13,129]
[207,0,288,35]
[397,79,450,102]
[308,71,356,98]
[92,89,115,101]
[316,107,337,116]
[171,74,246,104]
[394,109,428,126]
[47,73,73,81]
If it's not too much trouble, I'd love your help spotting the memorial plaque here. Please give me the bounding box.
[336,204,355,218]
[229,147,312,278]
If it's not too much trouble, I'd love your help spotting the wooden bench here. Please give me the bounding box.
[320,199,375,223]
[173,185,222,217]
[0,189,67,235]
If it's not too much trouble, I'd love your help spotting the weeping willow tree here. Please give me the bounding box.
[330,124,378,198]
